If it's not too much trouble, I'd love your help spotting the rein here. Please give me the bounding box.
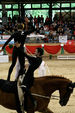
[32,93,59,100]
[20,84,59,100]
[32,93,50,99]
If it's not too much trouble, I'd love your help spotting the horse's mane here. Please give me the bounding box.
[35,75,71,82]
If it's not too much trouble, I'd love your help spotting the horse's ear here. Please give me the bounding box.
[69,82,75,89]
[72,82,75,88]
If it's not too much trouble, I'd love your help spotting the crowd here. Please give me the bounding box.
[0,13,75,113]
[0,14,75,43]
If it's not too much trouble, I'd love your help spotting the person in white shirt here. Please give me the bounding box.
[38,60,46,77]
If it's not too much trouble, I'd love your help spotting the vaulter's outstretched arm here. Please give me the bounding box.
[0,34,14,52]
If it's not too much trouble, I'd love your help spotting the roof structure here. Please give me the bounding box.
[0,0,75,4]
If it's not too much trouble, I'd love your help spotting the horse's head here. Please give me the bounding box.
[59,82,75,106]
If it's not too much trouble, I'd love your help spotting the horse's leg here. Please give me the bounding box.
[42,108,53,113]
[26,109,34,113]
[16,106,24,113]
[26,104,34,113]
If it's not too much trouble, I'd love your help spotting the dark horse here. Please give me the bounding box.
[0,76,75,113]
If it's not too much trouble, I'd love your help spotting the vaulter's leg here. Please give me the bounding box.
[15,93,24,113]
[7,47,17,81]
[42,108,54,113]
[18,47,25,76]
[15,79,25,113]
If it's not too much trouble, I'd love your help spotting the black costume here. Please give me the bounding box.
[2,25,35,81]
[22,52,42,89]
[21,52,42,108]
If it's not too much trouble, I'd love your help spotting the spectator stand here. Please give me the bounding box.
[26,33,45,43]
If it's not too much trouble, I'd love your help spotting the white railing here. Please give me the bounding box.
[57,55,75,59]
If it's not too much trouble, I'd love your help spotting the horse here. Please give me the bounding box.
[0,76,74,113]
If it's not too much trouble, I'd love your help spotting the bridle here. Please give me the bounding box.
[60,83,73,105]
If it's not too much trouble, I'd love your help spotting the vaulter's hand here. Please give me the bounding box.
[15,42,21,48]
[0,49,3,53]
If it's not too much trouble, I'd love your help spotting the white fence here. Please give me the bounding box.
[57,55,75,59]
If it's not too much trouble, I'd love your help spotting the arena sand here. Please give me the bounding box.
[0,59,75,113]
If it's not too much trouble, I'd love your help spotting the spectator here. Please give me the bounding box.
[37,15,41,25]
[33,16,37,27]
[40,26,44,35]
[45,16,51,25]
[40,15,44,23]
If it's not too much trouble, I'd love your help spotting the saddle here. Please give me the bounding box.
[0,79,17,93]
